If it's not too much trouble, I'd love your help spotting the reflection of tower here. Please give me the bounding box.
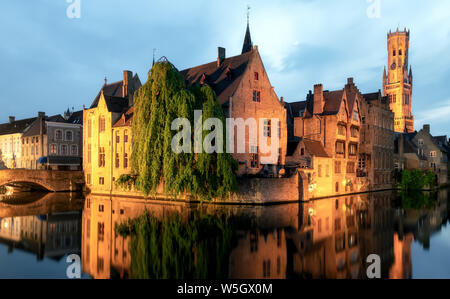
[389,233,413,279]
[383,29,414,133]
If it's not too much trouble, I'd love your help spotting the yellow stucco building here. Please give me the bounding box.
[83,71,141,194]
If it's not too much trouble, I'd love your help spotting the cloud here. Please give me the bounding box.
[1,0,450,135]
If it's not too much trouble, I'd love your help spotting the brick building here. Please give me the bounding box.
[285,80,363,198]
[359,90,395,190]
[395,124,448,186]
[181,22,287,177]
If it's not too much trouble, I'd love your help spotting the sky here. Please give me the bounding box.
[1,0,450,135]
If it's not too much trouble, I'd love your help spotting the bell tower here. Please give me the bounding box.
[383,28,414,133]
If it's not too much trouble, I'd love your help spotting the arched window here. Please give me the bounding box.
[393,49,396,56]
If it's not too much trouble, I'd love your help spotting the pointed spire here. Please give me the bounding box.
[242,5,253,54]
[104,77,107,86]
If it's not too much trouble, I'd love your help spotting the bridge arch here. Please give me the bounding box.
[0,169,84,193]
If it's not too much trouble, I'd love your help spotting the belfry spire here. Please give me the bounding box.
[242,5,253,54]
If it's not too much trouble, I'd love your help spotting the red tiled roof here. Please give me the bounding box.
[180,50,254,105]
[303,139,330,158]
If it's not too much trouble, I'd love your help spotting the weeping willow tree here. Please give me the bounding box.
[125,59,237,199]
[116,211,238,279]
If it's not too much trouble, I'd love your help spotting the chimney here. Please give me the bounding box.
[280,96,284,103]
[313,84,324,115]
[217,47,226,67]
[123,70,132,98]
[423,124,430,134]
[9,116,15,124]
[347,77,354,85]
[38,112,45,119]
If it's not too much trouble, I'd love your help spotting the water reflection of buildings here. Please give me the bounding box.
[82,190,449,279]
[0,193,83,261]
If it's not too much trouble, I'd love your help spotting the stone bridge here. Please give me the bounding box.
[0,170,84,192]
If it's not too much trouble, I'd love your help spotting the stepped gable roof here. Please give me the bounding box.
[0,117,37,136]
[180,50,253,105]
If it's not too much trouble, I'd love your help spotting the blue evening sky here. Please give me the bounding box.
[1,0,449,135]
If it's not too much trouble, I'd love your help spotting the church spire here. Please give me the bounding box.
[242,5,253,54]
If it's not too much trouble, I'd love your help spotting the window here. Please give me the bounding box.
[393,49,396,56]
[254,72,259,81]
[71,145,78,156]
[88,119,92,138]
[335,182,339,193]
[358,154,366,169]
[124,130,129,143]
[277,121,281,139]
[99,205,104,212]
[98,223,105,242]
[336,141,345,155]
[418,139,424,146]
[250,146,259,168]
[264,120,271,137]
[87,144,91,163]
[252,90,261,103]
[301,148,305,156]
[55,130,62,140]
[99,116,106,132]
[99,177,105,185]
[86,174,91,185]
[430,151,437,158]
[351,127,359,138]
[31,146,34,155]
[353,110,359,121]
[65,131,73,141]
[124,153,128,169]
[98,147,105,167]
[338,124,346,136]
[347,162,355,174]
[349,144,357,156]
[60,144,68,156]
[115,153,120,168]
[399,49,402,56]
[116,134,120,144]
[335,161,341,174]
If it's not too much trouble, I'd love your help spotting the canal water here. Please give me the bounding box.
[0,189,448,279]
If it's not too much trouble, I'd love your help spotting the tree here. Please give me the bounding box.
[126,59,237,200]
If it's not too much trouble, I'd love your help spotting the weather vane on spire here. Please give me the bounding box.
[247,5,251,24]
